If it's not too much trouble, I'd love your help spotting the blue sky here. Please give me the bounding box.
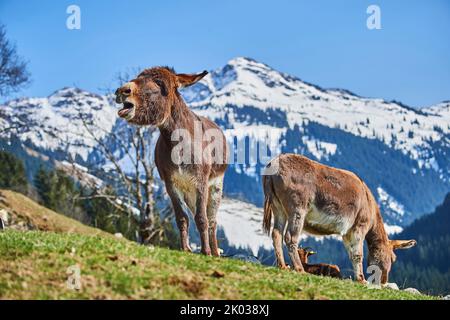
[0,0,449,107]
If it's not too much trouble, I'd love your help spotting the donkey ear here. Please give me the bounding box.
[307,250,317,256]
[176,70,208,88]
[390,239,417,250]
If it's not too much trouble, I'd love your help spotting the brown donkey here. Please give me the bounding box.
[115,67,228,256]
[297,247,342,279]
[263,154,416,284]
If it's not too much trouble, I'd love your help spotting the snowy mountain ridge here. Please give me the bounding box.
[185,57,449,175]
[0,87,117,162]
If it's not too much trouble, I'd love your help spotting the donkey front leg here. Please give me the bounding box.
[166,184,192,252]
[195,184,212,256]
[343,231,366,283]
[284,208,306,272]
[206,180,223,257]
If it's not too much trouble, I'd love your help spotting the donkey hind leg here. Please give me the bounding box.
[272,210,287,269]
[343,230,366,283]
[284,208,307,272]
[166,184,192,252]
[206,179,223,257]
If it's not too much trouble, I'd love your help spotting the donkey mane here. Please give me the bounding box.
[138,66,176,78]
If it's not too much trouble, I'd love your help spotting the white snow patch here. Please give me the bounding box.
[218,198,273,255]
[302,136,337,160]
[377,187,406,218]
[384,224,403,235]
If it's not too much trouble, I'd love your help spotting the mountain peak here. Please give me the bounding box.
[226,56,277,74]
[227,56,259,66]
[50,87,84,97]
[49,87,104,102]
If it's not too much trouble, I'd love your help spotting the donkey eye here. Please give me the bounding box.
[154,79,168,96]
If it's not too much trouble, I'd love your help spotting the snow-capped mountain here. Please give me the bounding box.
[186,57,449,176]
[1,57,449,232]
[0,87,117,163]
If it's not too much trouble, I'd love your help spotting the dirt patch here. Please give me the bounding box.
[168,275,206,298]
[211,270,225,278]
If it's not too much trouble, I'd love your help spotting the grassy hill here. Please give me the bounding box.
[0,230,437,300]
[0,189,111,237]
[0,190,436,300]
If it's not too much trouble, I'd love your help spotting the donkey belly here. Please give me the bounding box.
[304,205,352,236]
[171,171,197,215]
[170,170,224,216]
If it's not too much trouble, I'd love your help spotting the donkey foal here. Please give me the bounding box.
[297,247,342,279]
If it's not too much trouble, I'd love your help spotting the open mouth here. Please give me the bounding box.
[118,102,134,118]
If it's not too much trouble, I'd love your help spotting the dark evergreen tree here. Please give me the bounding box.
[34,167,85,221]
[82,186,138,240]
[391,193,450,295]
[34,165,53,208]
[0,151,28,193]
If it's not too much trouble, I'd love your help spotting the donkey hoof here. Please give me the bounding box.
[201,249,212,256]
[181,246,193,253]
[358,279,368,285]
[212,250,221,257]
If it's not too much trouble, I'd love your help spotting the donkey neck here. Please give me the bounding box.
[158,94,198,145]
[366,208,390,251]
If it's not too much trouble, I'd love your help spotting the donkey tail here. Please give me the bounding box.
[263,174,275,235]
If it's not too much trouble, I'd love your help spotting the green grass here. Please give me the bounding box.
[0,230,436,300]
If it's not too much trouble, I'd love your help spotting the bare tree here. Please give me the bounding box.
[68,69,174,246]
[72,110,174,245]
[0,24,30,97]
